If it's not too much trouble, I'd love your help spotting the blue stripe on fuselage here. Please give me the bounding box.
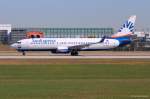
[115,37,131,46]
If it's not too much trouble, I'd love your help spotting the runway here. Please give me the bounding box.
[0,55,150,59]
[0,51,150,59]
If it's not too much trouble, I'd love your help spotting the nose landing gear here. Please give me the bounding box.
[22,51,26,56]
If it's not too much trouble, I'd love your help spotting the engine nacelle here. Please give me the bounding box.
[51,47,69,53]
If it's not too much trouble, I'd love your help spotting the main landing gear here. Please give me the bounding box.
[71,50,79,56]
[22,51,26,56]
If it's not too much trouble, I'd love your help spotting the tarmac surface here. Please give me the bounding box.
[0,51,150,59]
[0,55,150,59]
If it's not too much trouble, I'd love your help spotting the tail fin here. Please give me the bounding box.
[111,15,136,38]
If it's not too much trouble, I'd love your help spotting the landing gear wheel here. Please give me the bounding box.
[22,51,26,56]
[71,50,79,56]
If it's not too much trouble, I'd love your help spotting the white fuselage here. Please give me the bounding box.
[11,38,120,51]
[10,15,136,56]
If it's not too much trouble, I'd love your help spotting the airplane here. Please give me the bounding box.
[11,15,136,56]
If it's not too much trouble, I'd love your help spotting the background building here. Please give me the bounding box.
[0,24,11,44]
[10,28,114,44]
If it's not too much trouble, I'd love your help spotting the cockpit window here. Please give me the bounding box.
[17,42,21,44]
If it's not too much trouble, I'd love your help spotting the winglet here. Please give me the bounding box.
[99,36,106,43]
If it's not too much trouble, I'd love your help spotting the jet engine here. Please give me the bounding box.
[51,47,70,53]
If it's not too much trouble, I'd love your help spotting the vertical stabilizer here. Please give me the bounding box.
[111,15,136,38]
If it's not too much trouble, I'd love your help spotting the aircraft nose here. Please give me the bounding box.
[10,43,18,49]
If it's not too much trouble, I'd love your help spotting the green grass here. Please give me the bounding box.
[0,64,150,99]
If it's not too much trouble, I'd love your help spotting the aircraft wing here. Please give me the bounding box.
[68,36,106,50]
[68,43,92,50]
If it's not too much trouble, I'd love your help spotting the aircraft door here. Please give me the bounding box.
[16,41,22,49]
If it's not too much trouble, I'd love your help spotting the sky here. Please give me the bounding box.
[0,0,149,30]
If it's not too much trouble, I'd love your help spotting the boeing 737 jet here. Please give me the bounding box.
[11,15,136,56]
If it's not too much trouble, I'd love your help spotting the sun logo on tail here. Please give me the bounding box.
[111,15,136,38]
[119,21,134,32]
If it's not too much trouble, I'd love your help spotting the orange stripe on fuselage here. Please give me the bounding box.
[111,32,132,38]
